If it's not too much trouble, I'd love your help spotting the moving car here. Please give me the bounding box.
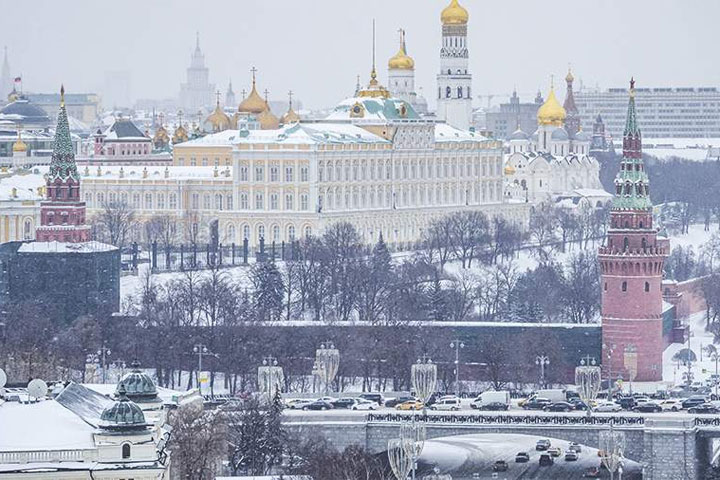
[565,450,579,461]
[358,393,385,405]
[352,399,378,411]
[659,399,683,412]
[515,452,530,463]
[548,447,562,457]
[331,398,358,409]
[682,395,708,409]
[289,399,315,410]
[385,396,416,408]
[583,466,601,478]
[475,401,509,411]
[633,401,662,413]
[304,400,334,411]
[568,442,582,453]
[395,400,424,411]
[544,401,574,412]
[492,460,509,472]
[688,402,720,414]
[470,390,511,410]
[594,401,622,413]
[539,453,554,466]
[536,439,551,451]
[524,397,552,410]
[430,398,461,411]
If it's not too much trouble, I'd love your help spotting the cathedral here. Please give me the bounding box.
[503,71,604,204]
[178,33,216,114]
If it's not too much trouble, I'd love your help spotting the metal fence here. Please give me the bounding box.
[366,413,646,426]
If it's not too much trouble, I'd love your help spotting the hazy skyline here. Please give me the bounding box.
[4,0,719,110]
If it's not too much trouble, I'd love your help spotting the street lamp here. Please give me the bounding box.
[97,344,111,384]
[449,340,465,398]
[603,342,617,397]
[258,356,284,403]
[192,344,214,395]
[315,341,340,395]
[575,356,601,417]
[623,344,638,395]
[535,355,550,389]
[408,356,437,480]
[599,422,625,480]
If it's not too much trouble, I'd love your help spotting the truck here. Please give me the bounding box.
[537,389,566,403]
[470,390,511,409]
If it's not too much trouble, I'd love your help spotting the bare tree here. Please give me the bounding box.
[93,200,137,249]
[167,404,226,480]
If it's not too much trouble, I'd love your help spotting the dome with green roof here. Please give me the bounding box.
[116,361,158,402]
[100,384,148,430]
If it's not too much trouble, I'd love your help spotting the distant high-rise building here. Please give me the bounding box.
[179,33,215,115]
[576,86,720,138]
[485,89,543,140]
[436,0,472,130]
[103,70,132,109]
[225,79,236,109]
[1,47,11,102]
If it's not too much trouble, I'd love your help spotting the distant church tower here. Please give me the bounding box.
[179,33,215,114]
[36,86,90,243]
[225,79,236,109]
[599,79,668,382]
[563,68,580,139]
[436,0,472,130]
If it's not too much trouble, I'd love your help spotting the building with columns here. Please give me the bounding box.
[436,0,473,130]
[178,33,215,114]
[599,79,669,382]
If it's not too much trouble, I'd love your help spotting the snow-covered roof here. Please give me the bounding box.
[18,241,118,254]
[434,123,488,143]
[231,122,389,146]
[0,170,45,201]
[0,399,96,452]
[325,95,419,122]
[101,119,148,141]
[172,128,239,148]
[572,188,612,198]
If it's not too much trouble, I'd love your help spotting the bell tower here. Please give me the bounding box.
[436,0,472,130]
[599,78,668,382]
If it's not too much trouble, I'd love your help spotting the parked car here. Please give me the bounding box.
[536,439,551,451]
[524,397,552,410]
[568,442,582,453]
[544,401,574,412]
[633,401,662,413]
[352,399,378,411]
[304,400,334,411]
[515,452,530,463]
[565,451,579,461]
[289,399,315,410]
[595,401,622,413]
[385,396,416,408]
[682,395,708,409]
[539,453,554,466]
[358,393,385,405]
[618,396,636,410]
[688,402,720,414]
[331,398,358,409]
[548,447,562,457]
[583,466,601,478]
[396,400,424,411]
[430,398,461,411]
[492,460,509,472]
[475,401,509,411]
[659,399,683,412]
[570,399,590,410]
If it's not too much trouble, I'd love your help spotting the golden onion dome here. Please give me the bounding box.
[566,68,574,83]
[172,124,188,144]
[258,108,279,130]
[281,106,300,125]
[441,0,469,25]
[205,100,231,132]
[153,125,169,144]
[12,131,27,153]
[537,86,566,127]
[503,164,516,175]
[238,81,267,114]
[388,30,414,70]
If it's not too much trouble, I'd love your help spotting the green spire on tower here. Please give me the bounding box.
[48,84,78,181]
[624,77,640,137]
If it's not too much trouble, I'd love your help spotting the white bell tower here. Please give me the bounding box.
[436,0,472,130]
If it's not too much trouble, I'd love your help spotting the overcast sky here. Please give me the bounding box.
[5,0,719,110]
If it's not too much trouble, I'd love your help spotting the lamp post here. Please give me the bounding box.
[258,356,284,403]
[450,340,465,398]
[599,421,625,480]
[623,344,638,396]
[97,344,111,384]
[603,342,616,397]
[315,341,340,395]
[535,355,550,389]
[192,344,214,395]
[575,356,601,417]
[408,356,437,480]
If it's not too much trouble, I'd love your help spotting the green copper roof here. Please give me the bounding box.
[48,86,79,182]
[624,83,640,137]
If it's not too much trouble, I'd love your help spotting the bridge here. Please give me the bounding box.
[282,411,720,479]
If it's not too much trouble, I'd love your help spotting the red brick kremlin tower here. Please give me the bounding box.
[36,85,90,243]
[599,78,668,382]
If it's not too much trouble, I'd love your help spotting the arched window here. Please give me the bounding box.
[645,281,650,292]
[288,225,296,240]
[604,282,607,291]
[242,224,250,241]
[445,86,451,98]
[122,443,131,459]
[623,237,629,251]
[622,281,627,292]
[457,86,463,98]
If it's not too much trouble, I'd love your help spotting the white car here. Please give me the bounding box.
[634,396,651,405]
[289,399,314,410]
[659,399,683,412]
[594,401,622,412]
[430,398,461,411]
[352,399,378,410]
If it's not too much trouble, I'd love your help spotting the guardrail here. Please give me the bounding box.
[367,413,646,426]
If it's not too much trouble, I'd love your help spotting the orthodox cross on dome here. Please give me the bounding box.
[215,90,221,106]
[250,66,258,85]
[241,89,246,99]
[158,112,164,126]
[263,89,269,103]
[288,90,294,108]
[177,110,184,126]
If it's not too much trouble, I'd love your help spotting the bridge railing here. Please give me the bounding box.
[367,413,645,427]
[694,417,720,428]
